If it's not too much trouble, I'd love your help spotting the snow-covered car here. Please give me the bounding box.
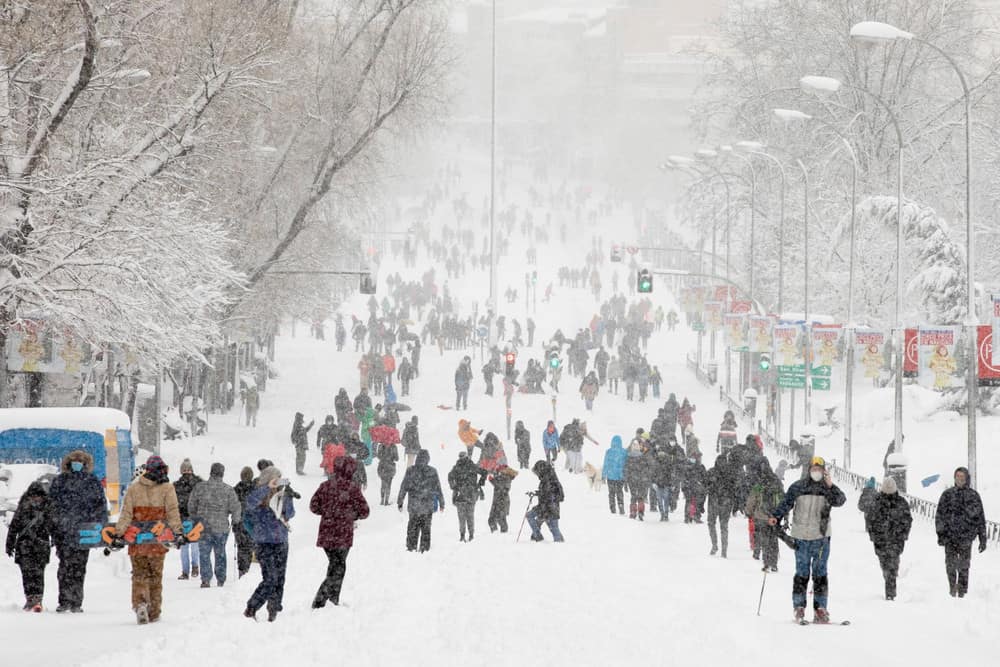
[0,463,59,525]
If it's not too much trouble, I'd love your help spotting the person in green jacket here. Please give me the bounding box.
[360,406,376,465]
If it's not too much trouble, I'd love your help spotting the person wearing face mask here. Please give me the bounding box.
[768,457,846,624]
[934,467,987,598]
[48,450,107,613]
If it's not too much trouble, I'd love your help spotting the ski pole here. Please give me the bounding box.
[757,570,767,616]
[515,493,535,543]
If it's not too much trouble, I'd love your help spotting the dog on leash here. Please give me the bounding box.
[583,462,603,491]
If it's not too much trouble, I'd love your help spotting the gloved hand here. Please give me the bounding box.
[979,538,987,553]
[397,504,404,512]
[5,547,13,558]
[175,534,190,547]
[109,535,127,551]
[478,488,485,501]
[937,535,945,547]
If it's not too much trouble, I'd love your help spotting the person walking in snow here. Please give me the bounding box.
[455,356,473,410]
[488,466,516,533]
[174,459,202,581]
[291,412,315,476]
[745,459,784,572]
[602,435,627,515]
[376,441,400,506]
[866,477,912,600]
[705,454,739,558]
[515,420,532,469]
[935,467,987,598]
[542,420,560,463]
[187,463,242,588]
[448,452,485,542]
[607,355,621,395]
[397,450,445,553]
[47,450,106,613]
[768,457,846,624]
[310,456,369,608]
[244,467,295,622]
[5,482,54,612]
[579,371,599,411]
[526,460,565,542]
[115,455,183,624]
[402,416,421,468]
[233,466,255,579]
[458,419,481,459]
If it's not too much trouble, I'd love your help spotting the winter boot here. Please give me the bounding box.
[191,566,200,578]
[794,607,805,623]
[629,502,637,519]
[29,596,42,613]
[136,603,150,625]
[813,608,830,624]
[710,544,718,556]
[22,598,33,612]
[178,573,189,581]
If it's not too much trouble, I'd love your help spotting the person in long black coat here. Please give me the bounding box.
[397,450,445,552]
[705,454,739,557]
[935,467,987,597]
[5,482,54,610]
[682,452,707,524]
[514,421,531,470]
[623,443,653,520]
[526,460,565,542]
[376,443,399,506]
[48,450,107,612]
[866,477,912,600]
[488,467,516,533]
[291,412,315,475]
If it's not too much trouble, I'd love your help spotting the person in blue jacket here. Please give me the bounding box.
[243,466,295,622]
[768,457,846,624]
[601,435,627,514]
[542,421,560,463]
[48,450,107,613]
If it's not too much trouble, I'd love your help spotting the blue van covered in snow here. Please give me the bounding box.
[0,408,135,513]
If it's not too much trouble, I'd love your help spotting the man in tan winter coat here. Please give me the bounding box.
[115,455,182,624]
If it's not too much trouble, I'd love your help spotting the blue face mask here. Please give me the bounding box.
[70,461,84,473]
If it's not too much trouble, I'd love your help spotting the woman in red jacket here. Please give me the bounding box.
[310,456,370,608]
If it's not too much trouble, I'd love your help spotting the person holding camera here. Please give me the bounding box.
[935,467,987,598]
[768,456,845,624]
[243,466,295,622]
[115,455,183,625]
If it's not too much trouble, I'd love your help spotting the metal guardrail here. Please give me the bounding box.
[689,366,1000,546]
[685,353,713,388]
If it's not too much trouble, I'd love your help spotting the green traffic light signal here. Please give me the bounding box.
[637,270,652,293]
[759,353,771,371]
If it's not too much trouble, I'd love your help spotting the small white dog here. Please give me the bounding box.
[583,462,603,491]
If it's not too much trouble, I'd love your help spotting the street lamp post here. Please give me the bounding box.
[850,21,977,484]
[488,0,498,338]
[801,74,906,467]
[774,108,861,467]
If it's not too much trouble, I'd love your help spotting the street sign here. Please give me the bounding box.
[777,375,806,389]
[692,321,705,332]
[811,377,831,391]
[811,365,832,377]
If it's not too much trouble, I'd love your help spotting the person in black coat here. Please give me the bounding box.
[397,450,445,552]
[334,389,353,425]
[526,460,565,542]
[291,412,315,475]
[316,415,338,450]
[682,452,707,524]
[447,453,485,541]
[866,477,912,600]
[402,417,421,468]
[623,443,653,520]
[706,454,739,557]
[5,482,54,610]
[514,421,531,469]
[376,443,399,506]
[48,450,107,612]
[345,433,368,489]
[488,467,516,533]
[233,466,255,578]
[935,467,987,597]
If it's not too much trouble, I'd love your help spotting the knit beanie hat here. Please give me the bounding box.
[180,458,194,474]
[881,477,898,495]
[145,456,169,484]
[257,466,282,487]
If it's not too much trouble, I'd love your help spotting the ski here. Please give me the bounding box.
[797,620,851,626]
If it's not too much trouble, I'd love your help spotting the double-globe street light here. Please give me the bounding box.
[850,21,979,486]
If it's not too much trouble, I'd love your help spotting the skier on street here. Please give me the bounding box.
[768,456,846,624]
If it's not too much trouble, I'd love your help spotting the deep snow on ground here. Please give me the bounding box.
[3,161,998,665]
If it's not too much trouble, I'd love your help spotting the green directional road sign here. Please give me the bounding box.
[777,375,806,389]
[811,377,831,391]
[692,321,705,332]
[811,365,832,378]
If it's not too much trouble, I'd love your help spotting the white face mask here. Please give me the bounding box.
[810,470,824,482]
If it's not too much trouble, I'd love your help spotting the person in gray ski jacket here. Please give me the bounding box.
[769,456,846,624]
[188,463,242,588]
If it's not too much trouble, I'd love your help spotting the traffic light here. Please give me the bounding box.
[610,246,622,262]
[549,355,561,369]
[531,270,537,285]
[359,273,376,295]
[759,352,771,371]
[637,269,653,293]
[504,352,517,378]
